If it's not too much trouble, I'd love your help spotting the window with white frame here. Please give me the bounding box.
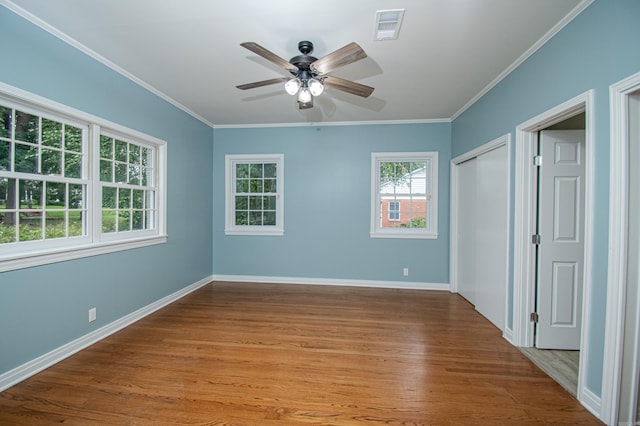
[371,152,438,239]
[0,85,166,272]
[225,154,283,236]
[388,201,400,221]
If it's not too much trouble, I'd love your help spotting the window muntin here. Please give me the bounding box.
[371,152,438,239]
[0,86,167,272]
[225,154,283,236]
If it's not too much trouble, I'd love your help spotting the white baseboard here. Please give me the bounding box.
[0,275,213,392]
[212,274,450,291]
[502,326,515,344]
[579,385,602,421]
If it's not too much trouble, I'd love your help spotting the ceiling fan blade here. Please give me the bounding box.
[311,42,367,75]
[323,76,374,98]
[240,42,298,72]
[236,77,289,90]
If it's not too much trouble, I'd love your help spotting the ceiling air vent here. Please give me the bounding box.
[374,9,405,41]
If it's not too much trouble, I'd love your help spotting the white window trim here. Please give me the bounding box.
[225,153,284,236]
[0,83,167,273]
[370,151,438,239]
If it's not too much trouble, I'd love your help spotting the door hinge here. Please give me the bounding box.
[532,234,541,245]
[530,312,539,323]
[533,155,542,166]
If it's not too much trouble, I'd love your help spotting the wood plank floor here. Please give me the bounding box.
[0,282,602,425]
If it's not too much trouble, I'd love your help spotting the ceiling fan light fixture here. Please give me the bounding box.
[298,87,312,104]
[284,78,301,95]
[308,78,324,96]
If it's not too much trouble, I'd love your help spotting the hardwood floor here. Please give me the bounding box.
[0,282,601,425]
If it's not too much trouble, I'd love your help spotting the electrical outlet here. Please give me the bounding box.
[88,307,97,323]
[403,267,409,276]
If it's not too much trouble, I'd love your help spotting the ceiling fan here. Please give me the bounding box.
[236,40,374,109]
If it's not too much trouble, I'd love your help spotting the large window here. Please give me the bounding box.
[225,154,283,236]
[0,85,166,272]
[371,152,438,239]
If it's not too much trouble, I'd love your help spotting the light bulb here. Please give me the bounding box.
[298,87,312,103]
[308,78,324,96]
[284,78,301,95]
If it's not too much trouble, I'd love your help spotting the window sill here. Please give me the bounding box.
[225,228,284,236]
[0,235,168,273]
[370,231,439,240]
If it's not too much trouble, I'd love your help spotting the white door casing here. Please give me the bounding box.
[536,130,585,350]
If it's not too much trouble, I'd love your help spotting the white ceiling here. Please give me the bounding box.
[4,0,586,127]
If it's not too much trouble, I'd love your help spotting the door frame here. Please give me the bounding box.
[450,134,511,333]
[602,71,640,426]
[512,91,596,410]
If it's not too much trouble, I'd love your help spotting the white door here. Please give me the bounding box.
[536,130,585,349]
[474,145,508,331]
[457,158,477,304]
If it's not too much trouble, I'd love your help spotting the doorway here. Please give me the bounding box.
[512,91,594,407]
[603,72,640,425]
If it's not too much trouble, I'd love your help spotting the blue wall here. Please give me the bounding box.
[451,0,640,398]
[213,123,451,284]
[0,9,213,373]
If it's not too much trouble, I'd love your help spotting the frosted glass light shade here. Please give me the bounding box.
[308,78,324,96]
[284,78,301,95]
[298,87,312,103]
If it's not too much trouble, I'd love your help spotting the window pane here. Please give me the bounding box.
[118,188,131,209]
[129,144,140,164]
[263,179,276,193]
[263,211,276,226]
[236,163,249,178]
[0,106,12,139]
[236,179,248,193]
[132,189,144,209]
[102,187,116,209]
[118,211,130,231]
[249,179,263,193]
[145,191,155,210]
[235,211,247,225]
[249,211,262,225]
[141,147,151,167]
[41,118,62,148]
[264,163,277,178]
[235,196,248,210]
[115,139,128,162]
[15,143,38,173]
[100,159,112,182]
[264,196,276,210]
[42,148,62,175]
[68,210,83,237]
[69,184,84,209]
[46,182,65,208]
[45,211,65,239]
[0,140,10,171]
[100,135,112,159]
[102,210,116,233]
[129,164,140,185]
[19,179,42,209]
[250,163,263,178]
[115,163,127,183]
[15,110,38,143]
[0,223,16,244]
[65,125,82,152]
[18,218,42,241]
[132,210,144,230]
[249,196,262,210]
[64,153,82,178]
